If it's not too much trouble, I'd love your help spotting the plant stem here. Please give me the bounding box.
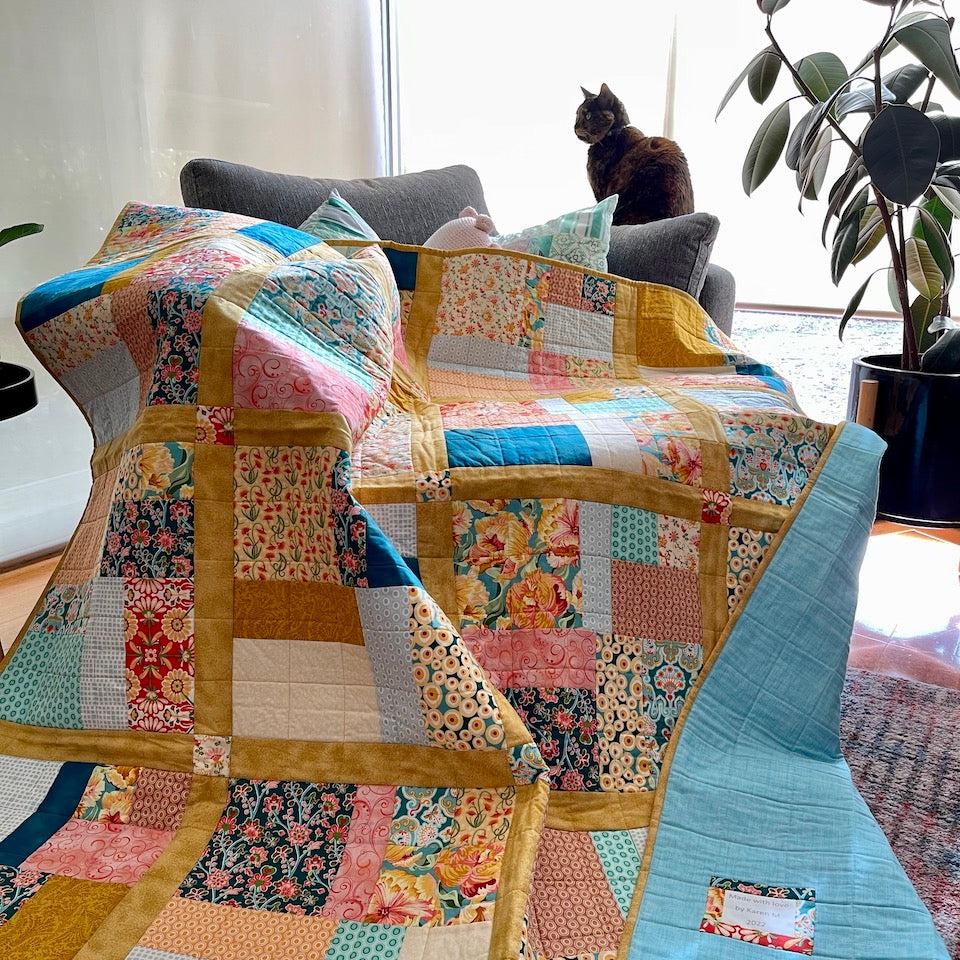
[764,20,862,155]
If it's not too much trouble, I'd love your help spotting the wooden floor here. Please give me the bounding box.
[0,554,59,653]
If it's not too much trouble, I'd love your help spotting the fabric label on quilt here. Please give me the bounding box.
[700,877,815,955]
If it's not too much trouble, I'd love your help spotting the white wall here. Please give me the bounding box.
[0,0,387,566]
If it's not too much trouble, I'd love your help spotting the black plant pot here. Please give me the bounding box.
[848,354,960,527]
[0,362,37,421]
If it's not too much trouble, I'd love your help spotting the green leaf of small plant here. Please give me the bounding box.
[759,0,792,13]
[0,223,43,248]
[743,101,791,195]
[851,205,887,264]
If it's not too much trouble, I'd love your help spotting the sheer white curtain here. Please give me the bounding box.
[0,0,387,566]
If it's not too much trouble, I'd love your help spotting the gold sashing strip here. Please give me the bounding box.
[191,268,266,735]
[197,269,268,407]
[612,280,640,379]
[417,499,458,624]
[192,443,235,735]
[352,476,419,504]
[74,775,228,960]
[545,790,653,832]
[229,737,514,787]
[234,409,352,452]
[617,423,845,960]
[404,250,445,393]
[488,780,550,960]
[0,722,194,771]
[90,406,198,477]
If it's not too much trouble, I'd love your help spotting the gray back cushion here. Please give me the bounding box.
[180,159,489,244]
[607,213,720,299]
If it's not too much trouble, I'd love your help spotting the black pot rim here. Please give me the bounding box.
[0,361,34,391]
[855,353,960,379]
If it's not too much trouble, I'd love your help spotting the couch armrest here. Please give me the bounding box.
[699,263,736,336]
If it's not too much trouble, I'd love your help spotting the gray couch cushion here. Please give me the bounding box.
[699,264,736,336]
[180,159,488,245]
[606,213,720,300]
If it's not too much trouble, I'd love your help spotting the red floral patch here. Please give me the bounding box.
[124,578,195,733]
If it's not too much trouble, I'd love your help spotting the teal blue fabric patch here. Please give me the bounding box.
[627,424,949,959]
[19,256,147,331]
[611,506,658,564]
[237,220,319,257]
[0,629,83,728]
[591,830,642,917]
[0,762,93,865]
[324,920,405,959]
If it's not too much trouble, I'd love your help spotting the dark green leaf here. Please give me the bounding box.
[759,0,792,12]
[786,107,817,170]
[862,104,940,204]
[836,84,894,118]
[932,180,960,217]
[748,50,782,103]
[742,101,791,195]
[882,63,930,102]
[889,262,906,311]
[717,46,776,119]
[794,52,848,101]
[892,17,960,99]
[852,204,887,263]
[930,114,960,161]
[822,165,867,245]
[911,294,941,351]
[799,130,832,201]
[839,271,878,341]
[915,206,954,288]
[0,223,43,248]
[831,206,861,283]
[905,235,945,298]
[918,193,953,232]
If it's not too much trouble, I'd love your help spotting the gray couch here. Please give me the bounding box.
[180,159,735,334]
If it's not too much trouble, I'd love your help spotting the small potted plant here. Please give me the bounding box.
[720,0,960,525]
[0,222,43,421]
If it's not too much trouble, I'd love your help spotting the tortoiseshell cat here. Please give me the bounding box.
[575,83,694,224]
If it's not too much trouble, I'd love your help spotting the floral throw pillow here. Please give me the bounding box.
[494,194,619,273]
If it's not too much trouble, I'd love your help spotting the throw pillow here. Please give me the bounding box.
[299,189,380,242]
[494,194,618,272]
[606,212,721,299]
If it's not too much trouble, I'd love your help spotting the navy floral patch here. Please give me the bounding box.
[505,687,599,791]
[179,779,356,913]
[332,451,368,587]
[101,499,194,579]
[581,274,616,315]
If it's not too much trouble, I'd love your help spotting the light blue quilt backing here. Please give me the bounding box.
[629,423,948,960]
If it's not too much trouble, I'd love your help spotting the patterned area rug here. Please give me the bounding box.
[842,669,960,956]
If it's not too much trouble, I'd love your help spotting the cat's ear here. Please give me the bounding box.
[598,82,615,101]
[580,85,596,100]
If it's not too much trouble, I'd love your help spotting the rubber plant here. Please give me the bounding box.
[719,0,960,372]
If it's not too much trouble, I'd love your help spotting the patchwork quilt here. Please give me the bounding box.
[3,203,946,959]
